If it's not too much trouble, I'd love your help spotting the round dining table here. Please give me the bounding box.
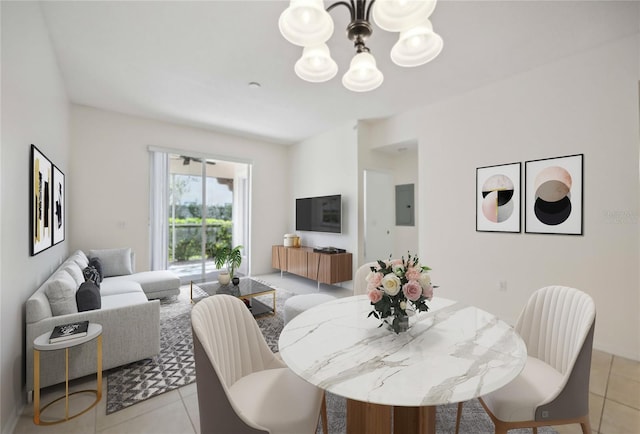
[278,295,527,434]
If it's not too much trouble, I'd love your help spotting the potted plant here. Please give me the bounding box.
[228,245,243,285]
[213,246,231,285]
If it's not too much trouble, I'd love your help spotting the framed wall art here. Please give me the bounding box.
[31,145,53,255]
[525,154,583,235]
[52,165,65,245]
[476,162,521,233]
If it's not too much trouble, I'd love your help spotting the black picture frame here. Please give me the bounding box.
[476,162,521,233]
[30,145,53,255]
[525,154,584,235]
[52,165,65,245]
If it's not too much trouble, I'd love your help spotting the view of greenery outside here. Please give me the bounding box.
[168,204,233,263]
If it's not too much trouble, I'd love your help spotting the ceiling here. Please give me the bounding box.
[39,1,638,145]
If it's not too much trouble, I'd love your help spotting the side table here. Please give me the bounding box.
[33,323,103,425]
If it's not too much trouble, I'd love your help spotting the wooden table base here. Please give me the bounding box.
[346,399,436,434]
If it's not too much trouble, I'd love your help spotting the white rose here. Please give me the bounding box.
[381,274,401,296]
[419,272,432,288]
[400,301,407,310]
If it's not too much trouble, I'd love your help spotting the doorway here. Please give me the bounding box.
[364,170,395,262]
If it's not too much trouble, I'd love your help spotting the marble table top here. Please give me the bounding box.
[278,295,527,407]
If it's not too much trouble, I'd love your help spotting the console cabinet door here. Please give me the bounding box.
[272,246,287,270]
[287,248,308,277]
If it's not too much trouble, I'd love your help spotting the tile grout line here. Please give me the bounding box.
[597,355,614,434]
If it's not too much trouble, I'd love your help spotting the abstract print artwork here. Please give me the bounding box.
[476,162,521,233]
[31,145,53,255]
[525,154,583,235]
[52,165,65,245]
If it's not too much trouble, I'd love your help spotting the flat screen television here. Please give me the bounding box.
[296,194,342,233]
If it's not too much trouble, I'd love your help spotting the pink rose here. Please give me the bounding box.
[422,284,434,301]
[402,280,422,301]
[366,271,383,290]
[405,267,421,281]
[368,289,383,303]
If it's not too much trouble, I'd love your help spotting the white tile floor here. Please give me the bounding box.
[12,273,640,434]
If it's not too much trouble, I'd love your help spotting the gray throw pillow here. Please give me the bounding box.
[45,271,79,316]
[83,266,101,287]
[88,257,103,282]
[87,248,133,277]
[76,281,101,312]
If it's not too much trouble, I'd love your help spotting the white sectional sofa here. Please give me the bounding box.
[25,249,180,393]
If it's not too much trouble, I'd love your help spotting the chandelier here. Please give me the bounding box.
[279,0,443,92]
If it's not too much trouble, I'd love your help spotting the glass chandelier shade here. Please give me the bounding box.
[295,44,338,82]
[390,19,443,67]
[371,0,438,32]
[342,52,384,92]
[279,0,442,91]
[278,0,334,47]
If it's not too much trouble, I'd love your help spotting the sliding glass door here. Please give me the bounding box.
[156,152,249,283]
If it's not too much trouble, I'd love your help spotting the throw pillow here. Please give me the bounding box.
[83,266,101,287]
[87,248,133,277]
[76,281,101,312]
[88,257,104,282]
[45,271,79,316]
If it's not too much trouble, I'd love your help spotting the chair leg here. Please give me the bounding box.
[320,392,328,434]
[579,415,592,434]
[455,402,463,434]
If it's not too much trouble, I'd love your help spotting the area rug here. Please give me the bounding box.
[105,282,292,414]
[106,285,557,433]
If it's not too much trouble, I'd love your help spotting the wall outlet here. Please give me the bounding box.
[499,280,507,292]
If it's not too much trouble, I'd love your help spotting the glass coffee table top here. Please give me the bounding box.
[190,277,276,316]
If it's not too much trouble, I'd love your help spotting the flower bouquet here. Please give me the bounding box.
[366,253,434,333]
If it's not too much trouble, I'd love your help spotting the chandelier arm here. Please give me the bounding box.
[365,0,376,21]
[327,1,355,21]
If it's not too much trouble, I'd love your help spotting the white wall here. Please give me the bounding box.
[371,34,640,360]
[1,3,70,432]
[288,121,358,274]
[70,106,290,275]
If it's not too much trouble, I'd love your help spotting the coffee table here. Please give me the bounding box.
[190,277,276,316]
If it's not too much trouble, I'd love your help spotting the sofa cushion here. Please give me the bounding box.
[100,291,149,310]
[83,266,101,287]
[64,262,85,287]
[70,250,89,269]
[76,281,101,312]
[100,278,145,297]
[45,270,79,316]
[125,270,181,295]
[88,257,104,281]
[87,248,133,277]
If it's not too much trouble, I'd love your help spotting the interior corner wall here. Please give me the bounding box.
[289,121,358,275]
[1,3,71,432]
[375,34,640,360]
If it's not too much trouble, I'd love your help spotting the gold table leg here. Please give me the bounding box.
[33,335,103,425]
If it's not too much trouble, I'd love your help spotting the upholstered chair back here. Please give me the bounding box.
[353,262,377,295]
[515,285,596,421]
[192,294,280,387]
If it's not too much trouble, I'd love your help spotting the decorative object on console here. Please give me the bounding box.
[366,254,434,333]
[476,162,521,233]
[49,320,89,343]
[284,233,301,247]
[279,0,443,92]
[525,154,583,235]
[52,165,65,245]
[30,145,53,256]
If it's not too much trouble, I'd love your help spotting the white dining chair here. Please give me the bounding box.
[456,285,596,434]
[354,261,382,295]
[191,294,327,434]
